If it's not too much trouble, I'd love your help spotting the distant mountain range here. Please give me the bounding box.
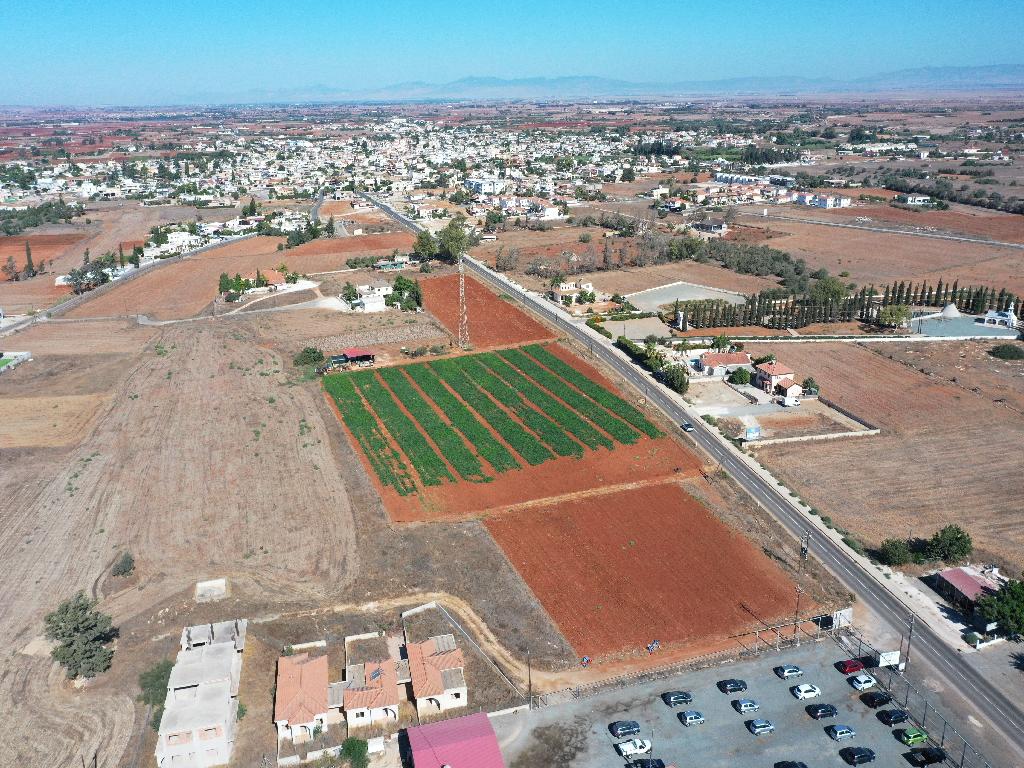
[195,65,1024,105]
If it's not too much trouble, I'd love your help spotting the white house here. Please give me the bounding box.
[274,653,329,744]
[406,634,467,716]
[343,281,393,312]
[341,659,400,727]
[977,302,1018,328]
[155,620,247,768]
[551,279,595,304]
[897,194,931,206]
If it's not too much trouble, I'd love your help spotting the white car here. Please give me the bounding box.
[850,673,877,691]
[616,738,652,757]
[791,683,822,700]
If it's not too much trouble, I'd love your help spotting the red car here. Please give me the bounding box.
[838,659,865,674]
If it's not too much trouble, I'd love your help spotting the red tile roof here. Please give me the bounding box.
[274,653,328,725]
[755,362,794,377]
[776,377,798,390]
[407,712,505,768]
[342,660,399,711]
[407,637,465,699]
[700,352,750,367]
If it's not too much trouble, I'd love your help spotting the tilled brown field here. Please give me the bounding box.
[745,341,1024,569]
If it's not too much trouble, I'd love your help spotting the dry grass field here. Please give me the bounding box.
[745,341,1024,569]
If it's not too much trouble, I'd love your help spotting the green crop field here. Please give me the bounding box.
[323,344,661,493]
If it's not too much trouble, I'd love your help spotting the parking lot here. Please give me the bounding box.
[495,641,936,767]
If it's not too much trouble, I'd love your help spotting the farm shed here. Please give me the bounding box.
[405,712,505,768]
[340,347,375,365]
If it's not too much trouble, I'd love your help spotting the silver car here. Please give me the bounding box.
[680,710,705,727]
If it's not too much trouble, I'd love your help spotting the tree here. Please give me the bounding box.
[661,364,689,394]
[118,243,125,268]
[620,166,636,183]
[976,579,1024,636]
[139,658,174,730]
[412,229,439,260]
[877,304,911,328]
[341,737,370,768]
[927,524,973,563]
[44,592,117,679]
[293,347,324,367]
[111,552,135,577]
[438,217,469,263]
[218,272,232,294]
[728,367,751,385]
[341,282,359,303]
[1,253,17,281]
[22,241,36,278]
[712,334,731,352]
[810,275,847,304]
[801,376,819,393]
[877,538,912,566]
[494,246,520,273]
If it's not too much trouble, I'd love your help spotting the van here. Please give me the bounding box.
[733,699,760,714]
[680,710,705,727]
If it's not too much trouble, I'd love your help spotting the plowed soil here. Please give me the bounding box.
[420,273,555,348]
[486,482,799,659]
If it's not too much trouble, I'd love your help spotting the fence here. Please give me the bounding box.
[832,629,993,768]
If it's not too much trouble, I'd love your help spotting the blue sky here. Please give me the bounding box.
[1,0,1022,105]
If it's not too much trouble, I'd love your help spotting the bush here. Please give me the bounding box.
[989,344,1024,361]
[877,538,912,566]
[139,659,173,730]
[843,536,866,556]
[111,551,135,577]
[342,737,369,768]
[927,524,973,563]
[293,347,324,367]
[44,592,117,679]
[728,367,751,385]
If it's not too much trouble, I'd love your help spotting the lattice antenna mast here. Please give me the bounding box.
[458,251,470,349]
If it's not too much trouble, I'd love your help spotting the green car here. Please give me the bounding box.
[900,727,929,746]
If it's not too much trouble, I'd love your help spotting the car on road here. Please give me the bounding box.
[899,727,929,746]
[807,703,838,719]
[827,724,857,741]
[837,659,866,674]
[679,710,705,727]
[747,718,775,735]
[609,721,641,738]
[733,698,760,713]
[718,678,747,693]
[840,746,876,765]
[908,747,947,766]
[681,422,694,432]
[850,673,877,691]
[661,690,693,706]
[791,683,822,700]
[775,664,804,680]
[616,738,652,757]
[862,691,893,708]
[878,708,910,726]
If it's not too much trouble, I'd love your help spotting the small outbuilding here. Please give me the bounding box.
[405,712,506,768]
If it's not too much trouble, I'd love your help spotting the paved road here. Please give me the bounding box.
[363,191,1024,764]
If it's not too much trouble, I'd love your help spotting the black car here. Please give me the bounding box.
[661,690,693,706]
[840,746,876,765]
[862,691,893,708]
[609,720,641,738]
[631,760,666,768]
[909,747,948,766]
[718,678,747,693]
[807,703,839,719]
[775,762,809,768]
[879,708,910,726]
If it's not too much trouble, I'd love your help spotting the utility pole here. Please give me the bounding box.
[458,252,469,349]
[527,648,533,710]
[905,614,916,669]
[794,585,803,645]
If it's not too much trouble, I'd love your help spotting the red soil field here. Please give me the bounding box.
[820,203,1024,243]
[486,482,799,660]
[0,234,85,277]
[420,273,556,348]
[286,231,413,258]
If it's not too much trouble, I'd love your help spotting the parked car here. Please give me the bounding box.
[840,746,876,765]
[850,673,877,691]
[718,679,747,693]
[747,718,775,735]
[792,683,822,700]
[837,659,866,674]
[862,691,893,708]
[827,724,857,741]
[681,422,694,432]
[775,664,804,679]
[775,763,809,768]
[679,710,705,727]
[733,699,760,714]
[807,703,839,720]
[908,747,947,766]
[616,738,652,757]
[630,760,666,768]
[879,708,910,726]
[900,727,929,746]
[609,721,641,738]
[661,690,693,706]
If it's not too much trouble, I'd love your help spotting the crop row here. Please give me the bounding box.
[453,357,584,459]
[430,359,553,466]
[377,367,489,482]
[350,370,454,487]
[403,363,520,474]
[476,352,612,451]
[322,375,417,495]
[522,345,662,438]
[497,347,641,445]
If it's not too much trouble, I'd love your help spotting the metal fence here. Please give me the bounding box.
[832,629,993,768]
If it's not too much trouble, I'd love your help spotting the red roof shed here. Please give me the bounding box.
[406,712,505,768]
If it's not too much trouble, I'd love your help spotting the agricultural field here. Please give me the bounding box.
[323,342,699,521]
[485,482,799,660]
[745,341,1024,570]
[420,273,555,348]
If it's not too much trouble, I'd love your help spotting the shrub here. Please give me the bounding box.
[293,347,324,367]
[139,659,173,730]
[877,538,912,566]
[44,592,117,679]
[989,344,1024,361]
[342,738,369,768]
[843,536,866,556]
[728,367,751,385]
[111,551,135,577]
[927,524,973,563]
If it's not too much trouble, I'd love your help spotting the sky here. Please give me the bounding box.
[2,0,1023,105]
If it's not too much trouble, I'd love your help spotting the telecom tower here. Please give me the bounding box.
[457,252,470,349]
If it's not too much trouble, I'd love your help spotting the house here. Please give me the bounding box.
[775,377,802,398]
[976,302,1017,328]
[551,279,595,304]
[754,361,801,396]
[374,252,416,272]
[405,712,505,768]
[406,634,467,716]
[274,653,329,743]
[896,193,931,206]
[933,566,1004,631]
[697,352,752,377]
[346,281,393,312]
[155,620,247,768]
[341,659,400,726]
[695,219,728,235]
[339,347,375,367]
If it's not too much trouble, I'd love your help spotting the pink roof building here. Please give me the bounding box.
[406,712,505,768]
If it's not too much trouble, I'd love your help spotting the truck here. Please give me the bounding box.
[781,396,801,407]
[616,739,653,757]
